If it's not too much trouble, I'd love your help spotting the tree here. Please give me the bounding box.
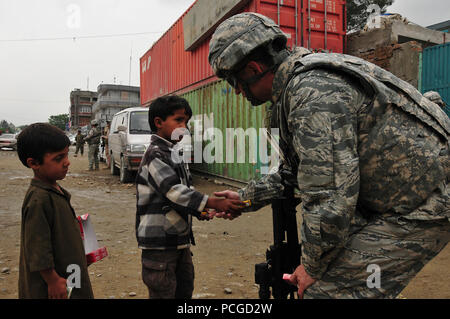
[48,114,69,131]
[0,119,16,133]
[347,0,395,32]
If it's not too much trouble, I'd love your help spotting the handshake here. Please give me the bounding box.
[201,190,248,221]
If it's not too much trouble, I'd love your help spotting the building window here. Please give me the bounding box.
[80,96,91,103]
[121,91,129,100]
[80,106,91,113]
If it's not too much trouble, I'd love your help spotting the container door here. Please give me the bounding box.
[421,43,450,117]
[301,0,346,53]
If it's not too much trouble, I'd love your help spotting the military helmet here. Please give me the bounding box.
[91,119,98,126]
[208,12,288,78]
[424,91,444,107]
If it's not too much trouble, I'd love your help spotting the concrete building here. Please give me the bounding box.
[347,15,450,89]
[69,89,98,129]
[92,84,141,128]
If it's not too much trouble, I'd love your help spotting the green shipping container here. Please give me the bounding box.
[182,80,275,183]
[421,43,450,117]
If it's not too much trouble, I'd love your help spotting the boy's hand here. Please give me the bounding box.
[40,268,68,299]
[48,277,69,299]
[206,197,245,215]
[198,210,215,221]
[213,190,240,200]
[212,190,243,220]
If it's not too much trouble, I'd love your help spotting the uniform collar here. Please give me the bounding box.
[271,47,312,103]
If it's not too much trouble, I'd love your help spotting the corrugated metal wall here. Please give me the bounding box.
[421,43,450,117]
[182,81,272,182]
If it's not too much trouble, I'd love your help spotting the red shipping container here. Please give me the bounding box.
[301,0,346,53]
[140,0,346,107]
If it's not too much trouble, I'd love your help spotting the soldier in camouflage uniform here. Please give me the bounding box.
[74,129,85,157]
[84,120,101,171]
[209,13,450,299]
[424,91,446,109]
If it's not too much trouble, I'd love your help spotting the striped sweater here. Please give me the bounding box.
[135,134,208,250]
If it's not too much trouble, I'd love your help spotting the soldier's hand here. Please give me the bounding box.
[288,265,316,299]
[213,211,241,220]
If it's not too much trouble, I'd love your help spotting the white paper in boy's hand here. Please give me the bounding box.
[78,214,99,254]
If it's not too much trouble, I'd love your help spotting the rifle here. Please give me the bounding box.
[254,186,302,299]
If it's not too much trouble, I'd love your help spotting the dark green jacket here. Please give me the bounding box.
[19,179,94,299]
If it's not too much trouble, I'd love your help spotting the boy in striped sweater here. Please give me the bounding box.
[136,95,244,299]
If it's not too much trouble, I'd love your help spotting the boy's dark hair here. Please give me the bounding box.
[17,123,70,168]
[148,95,193,132]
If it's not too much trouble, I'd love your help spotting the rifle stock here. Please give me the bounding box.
[255,187,301,299]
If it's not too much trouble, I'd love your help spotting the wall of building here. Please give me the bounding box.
[92,85,141,128]
[347,18,450,89]
[349,40,423,88]
[69,90,97,129]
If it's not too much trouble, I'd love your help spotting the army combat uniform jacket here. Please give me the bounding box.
[75,133,85,146]
[239,48,449,297]
[84,127,101,145]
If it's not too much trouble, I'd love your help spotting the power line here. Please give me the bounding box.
[0,97,67,103]
[0,31,163,42]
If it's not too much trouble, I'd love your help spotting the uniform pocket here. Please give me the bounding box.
[296,112,335,191]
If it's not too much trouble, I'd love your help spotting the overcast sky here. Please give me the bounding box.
[0,0,448,127]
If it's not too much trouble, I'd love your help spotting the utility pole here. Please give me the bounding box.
[129,44,133,86]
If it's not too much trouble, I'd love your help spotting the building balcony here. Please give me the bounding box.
[92,99,141,113]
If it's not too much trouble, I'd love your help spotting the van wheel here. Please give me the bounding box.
[110,154,119,175]
[120,156,133,183]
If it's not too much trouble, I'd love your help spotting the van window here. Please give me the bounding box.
[111,116,118,133]
[129,111,151,134]
[121,113,128,127]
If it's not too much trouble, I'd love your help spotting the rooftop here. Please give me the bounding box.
[427,20,450,32]
[97,84,140,95]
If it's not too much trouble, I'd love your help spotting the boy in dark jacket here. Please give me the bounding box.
[136,95,244,299]
[17,123,93,299]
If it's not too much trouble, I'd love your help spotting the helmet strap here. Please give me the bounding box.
[238,66,274,106]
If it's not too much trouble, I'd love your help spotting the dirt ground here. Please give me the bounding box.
[0,147,449,299]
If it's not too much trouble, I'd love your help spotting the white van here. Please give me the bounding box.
[109,107,151,183]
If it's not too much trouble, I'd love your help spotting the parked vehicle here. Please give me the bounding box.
[67,133,76,146]
[109,107,151,183]
[0,133,17,150]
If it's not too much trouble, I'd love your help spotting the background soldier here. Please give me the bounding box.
[424,91,446,109]
[74,129,85,157]
[84,119,101,171]
[102,121,111,168]
[209,13,450,299]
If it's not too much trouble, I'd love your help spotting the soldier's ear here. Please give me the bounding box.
[246,61,266,75]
